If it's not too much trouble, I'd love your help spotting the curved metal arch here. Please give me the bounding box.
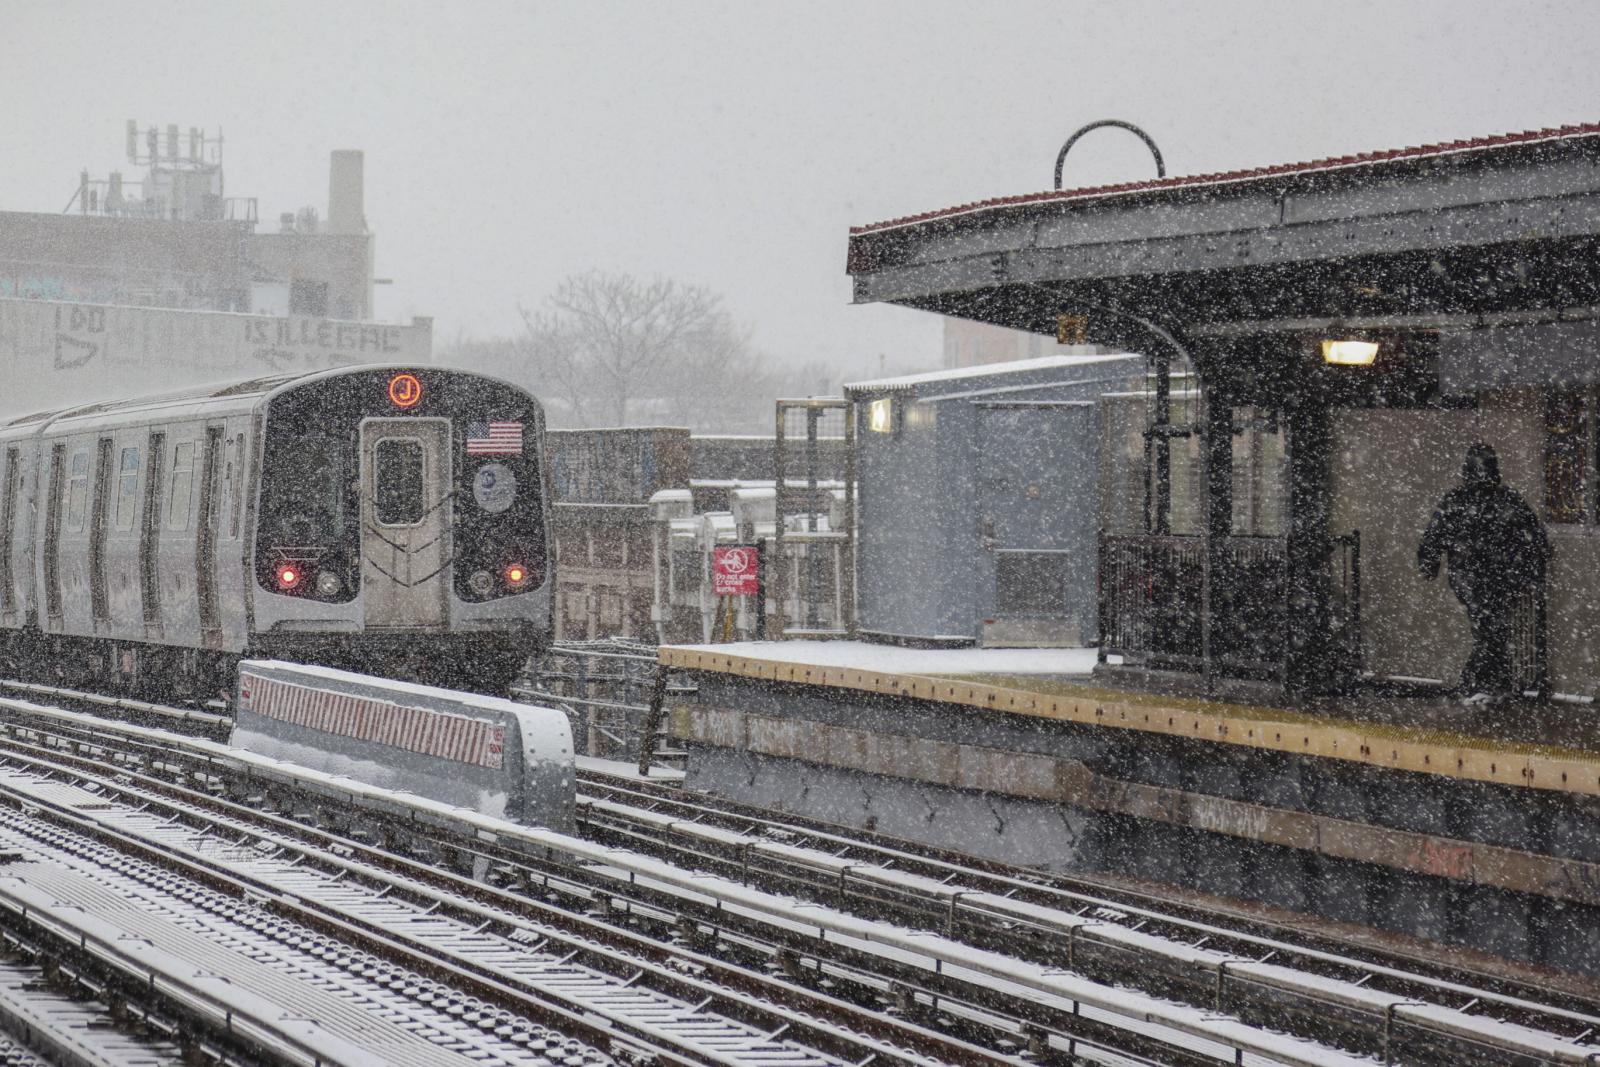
[1054,119,1166,191]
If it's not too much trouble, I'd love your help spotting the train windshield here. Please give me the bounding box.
[270,434,348,545]
[374,438,425,525]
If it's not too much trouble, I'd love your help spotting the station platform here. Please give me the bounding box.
[657,640,1600,978]
[659,641,1600,798]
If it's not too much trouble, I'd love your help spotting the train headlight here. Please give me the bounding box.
[316,571,342,596]
[468,569,494,595]
[275,564,302,591]
[504,563,529,587]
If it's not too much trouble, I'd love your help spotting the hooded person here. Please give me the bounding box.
[1417,443,1551,702]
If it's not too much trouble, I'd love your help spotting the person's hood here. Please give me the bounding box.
[1463,442,1501,485]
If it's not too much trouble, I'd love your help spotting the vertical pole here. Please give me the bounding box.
[771,402,788,637]
[843,398,857,636]
[1285,402,1333,693]
[805,406,821,629]
[1154,350,1172,535]
[1202,388,1233,686]
[755,539,768,640]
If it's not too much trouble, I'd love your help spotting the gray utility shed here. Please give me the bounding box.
[846,354,1141,647]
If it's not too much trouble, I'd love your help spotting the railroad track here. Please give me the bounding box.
[0,686,1362,1067]
[0,724,980,1067]
[4,678,1600,1065]
[575,767,1600,1052]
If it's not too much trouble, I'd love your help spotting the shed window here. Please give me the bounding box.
[65,451,90,532]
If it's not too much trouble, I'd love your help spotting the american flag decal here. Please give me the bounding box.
[466,420,523,455]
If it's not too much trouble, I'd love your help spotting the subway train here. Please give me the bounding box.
[0,365,552,697]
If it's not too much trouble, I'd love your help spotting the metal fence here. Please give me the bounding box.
[773,398,855,636]
[1099,532,1361,682]
[513,640,693,769]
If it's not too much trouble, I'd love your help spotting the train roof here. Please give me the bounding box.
[0,364,537,440]
[0,372,302,433]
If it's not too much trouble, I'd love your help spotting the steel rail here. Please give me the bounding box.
[574,785,1598,1066]
[12,684,1600,1064]
[579,766,1600,1011]
[0,700,1360,1067]
[0,759,884,1067]
[0,722,1013,1067]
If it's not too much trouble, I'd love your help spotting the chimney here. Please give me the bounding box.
[327,150,365,235]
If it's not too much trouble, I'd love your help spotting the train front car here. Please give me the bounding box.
[251,367,551,691]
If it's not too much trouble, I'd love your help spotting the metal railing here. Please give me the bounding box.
[1099,531,1361,682]
[514,640,693,768]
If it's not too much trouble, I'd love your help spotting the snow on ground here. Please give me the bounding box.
[673,639,1099,676]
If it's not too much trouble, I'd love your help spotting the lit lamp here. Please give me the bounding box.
[1321,339,1379,366]
[867,396,894,433]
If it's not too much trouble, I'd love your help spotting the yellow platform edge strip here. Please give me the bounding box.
[657,647,1600,797]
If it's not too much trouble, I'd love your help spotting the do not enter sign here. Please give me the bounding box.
[712,545,760,596]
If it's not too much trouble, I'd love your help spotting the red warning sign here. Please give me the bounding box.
[712,545,760,596]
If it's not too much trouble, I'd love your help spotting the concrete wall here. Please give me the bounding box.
[0,297,433,417]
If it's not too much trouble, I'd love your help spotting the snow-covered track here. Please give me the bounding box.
[0,700,1015,1067]
[0,692,1374,1067]
[11,685,1600,1064]
[0,676,230,736]
[574,768,1600,1067]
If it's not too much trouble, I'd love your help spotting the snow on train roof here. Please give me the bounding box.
[0,372,303,431]
[0,363,506,435]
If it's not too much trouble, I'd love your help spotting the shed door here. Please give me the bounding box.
[360,419,451,628]
[975,405,1097,642]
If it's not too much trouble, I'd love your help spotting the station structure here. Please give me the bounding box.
[658,123,1600,976]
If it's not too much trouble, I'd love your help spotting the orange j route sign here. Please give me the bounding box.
[388,372,423,408]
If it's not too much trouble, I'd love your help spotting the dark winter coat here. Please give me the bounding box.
[1417,467,1550,607]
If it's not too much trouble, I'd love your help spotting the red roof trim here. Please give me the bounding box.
[850,123,1600,237]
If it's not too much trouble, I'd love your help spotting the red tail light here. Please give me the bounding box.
[504,563,528,587]
[276,564,302,590]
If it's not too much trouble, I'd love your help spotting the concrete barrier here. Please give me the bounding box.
[232,660,574,830]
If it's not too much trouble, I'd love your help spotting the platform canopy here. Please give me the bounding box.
[847,124,1600,355]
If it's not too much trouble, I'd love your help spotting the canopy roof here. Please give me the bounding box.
[847,123,1600,341]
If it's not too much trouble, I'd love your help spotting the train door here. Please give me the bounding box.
[195,426,224,646]
[43,443,64,627]
[140,431,165,638]
[359,419,451,628]
[89,438,113,628]
[0,447,17,627]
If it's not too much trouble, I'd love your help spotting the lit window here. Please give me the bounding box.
[867,397,894,434]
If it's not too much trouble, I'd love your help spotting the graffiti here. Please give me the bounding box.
[1409,838,1473,880]
[243,317,403,354]
[1550,859,1600,904]
[3,278,116,303]
[54,303,107,369]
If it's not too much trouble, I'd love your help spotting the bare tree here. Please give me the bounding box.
[517,271,739,427]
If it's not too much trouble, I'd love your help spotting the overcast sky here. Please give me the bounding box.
[4,0,1600,379]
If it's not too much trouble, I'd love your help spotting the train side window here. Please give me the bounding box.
[231,432,246,538]
[167,441,196,530]
[65,450,90,532]
[219,436,235,540]
[375,439,425,525]
[114,447,141,531]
